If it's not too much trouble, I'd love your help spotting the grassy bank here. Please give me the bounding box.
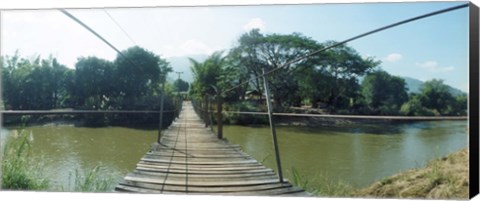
[354,148,469,199]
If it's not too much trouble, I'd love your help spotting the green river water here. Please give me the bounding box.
[0,120,468,191]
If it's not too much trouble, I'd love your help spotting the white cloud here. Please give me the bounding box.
[243,18,266,31]
[416,61,455,72]
[383,53,402,62]
[179,40,214,56]
[418,61,437,68]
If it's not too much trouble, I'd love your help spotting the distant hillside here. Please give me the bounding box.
[402,77,424,94]
[166,54,207,83]
[402,77,466,96]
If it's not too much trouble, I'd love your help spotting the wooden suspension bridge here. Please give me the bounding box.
[114,101,310,196]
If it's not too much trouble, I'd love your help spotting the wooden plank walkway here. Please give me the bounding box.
[115,101,310,196]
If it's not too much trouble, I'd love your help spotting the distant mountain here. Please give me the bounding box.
[165,54,208,83]
[402,76,466,96]
[402,77,424,94]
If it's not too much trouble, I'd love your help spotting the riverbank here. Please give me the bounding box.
[275,115,468,128]
[2,116,170,130]
[354,148,469,199]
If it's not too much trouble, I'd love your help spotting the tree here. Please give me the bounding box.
[2,55,35,109]
[2,48,177,127]
[400,93,434,116]
[228,29,266,99]
[228,30,324,109]
[451,94,467,115]
[400,79,467,116]
[50,58,72,108]
[418,79,455,115]
[113,46,171,109]
[227,30,380,112]
[190,51,227,99]
[320,41,379,111]
[174,79,189,92]
[2,54,72,110]
[73,56,115,109]
[361,70,408,115]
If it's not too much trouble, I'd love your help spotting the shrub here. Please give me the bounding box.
[1,130,49,190]
[70,166,115,192]
[225,101,268,125]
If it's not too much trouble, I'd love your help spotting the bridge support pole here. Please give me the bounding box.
[204,95,209,127]
[216,88,223,139]
[157,80,166,144]
[262,69,283,183]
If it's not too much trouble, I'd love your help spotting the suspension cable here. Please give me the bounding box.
[103,9,138,46]
[59,9,142,69]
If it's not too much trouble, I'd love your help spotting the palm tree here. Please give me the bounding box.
[189,51,226,99]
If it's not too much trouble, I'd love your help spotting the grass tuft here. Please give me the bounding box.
[1,130,49,190]
[70,165,115,192]
[289,167,353,197]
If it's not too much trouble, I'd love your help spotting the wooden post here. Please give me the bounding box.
[176,95,180,118]
[216,88,223,139]
[157,80,166,144]
[262,68,283,183]
[204,94,209,127]
[0,112,2,188]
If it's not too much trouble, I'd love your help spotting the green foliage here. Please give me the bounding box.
[73,56,115,110]
[190,51,233,100]
[361,70,408,115]
[400,94,435,116]
[2,34,466,122]
[291,167,313,192]
[2,53,73,110]
[452,95,468,115]
[2,130,49,190]
[189,30,462,117]
[2,46,177,127]
[319,41,379,111]
[226,30,378,111]
[288,167,354,197]
[114,46,172,109]
[400,80,466,116]
[314,174,354,197]
[418,79,459,115]
[71,166,114,192]
[174,78,189,92]
[224,101,268,125]
[228,29,326,108]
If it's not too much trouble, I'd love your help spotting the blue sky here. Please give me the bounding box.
[1,1,470,92]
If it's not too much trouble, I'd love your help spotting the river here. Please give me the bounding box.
[1,125,157,191]
[0,120,468,191]
[222,120,468,189]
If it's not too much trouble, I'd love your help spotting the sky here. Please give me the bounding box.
[0,0,471,93]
